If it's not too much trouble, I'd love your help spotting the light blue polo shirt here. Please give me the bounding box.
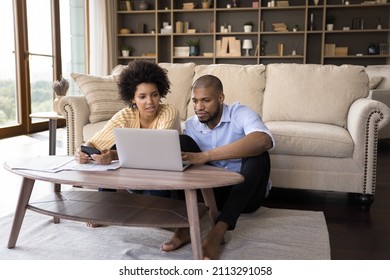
[184,102,274,173]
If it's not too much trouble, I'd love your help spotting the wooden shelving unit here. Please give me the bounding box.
[115,0,390,66]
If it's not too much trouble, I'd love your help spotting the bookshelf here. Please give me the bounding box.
[115,0,390,66]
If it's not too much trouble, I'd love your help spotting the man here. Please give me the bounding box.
[161,75,274,259]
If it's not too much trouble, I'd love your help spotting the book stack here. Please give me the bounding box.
[324,44,336,56]
[174,46,190,57]
[216,37,241,57]
[119,1,132,11]
[183,2,195,10]
[379,42,389,55]
[175,21,190,33]
[272,23,288,32]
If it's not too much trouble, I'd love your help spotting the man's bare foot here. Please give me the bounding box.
[160,228,191,252]
[202,222,229,260]
[86,222,103,228]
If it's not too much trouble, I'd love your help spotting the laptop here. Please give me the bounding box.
[113,128,192,172]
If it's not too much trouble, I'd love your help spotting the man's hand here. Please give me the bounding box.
[182,151,210,165]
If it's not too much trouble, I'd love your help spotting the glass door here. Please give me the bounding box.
[0,0,63,138]
[0,0,18,129]
[26,0,56,121]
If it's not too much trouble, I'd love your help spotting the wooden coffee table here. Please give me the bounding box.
[4,156,244,259]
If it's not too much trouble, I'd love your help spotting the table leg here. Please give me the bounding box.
[48,118,57,155]
[200,188,218,227]
[49,119,60,223]
[184,189,203,260]
[53,183,61,224]
[8,177,35,248]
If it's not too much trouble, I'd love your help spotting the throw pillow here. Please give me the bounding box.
[159,62,196,121]
[369,76,384,89]
[71,73,126,124]
[365,65,390,89]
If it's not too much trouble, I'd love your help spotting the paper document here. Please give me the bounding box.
[9,155,120,173]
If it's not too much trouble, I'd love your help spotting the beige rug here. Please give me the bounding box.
[0,207,330,260]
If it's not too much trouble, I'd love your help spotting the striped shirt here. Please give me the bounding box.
[88,104,181,150]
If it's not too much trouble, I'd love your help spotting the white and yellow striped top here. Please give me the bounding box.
[88,104,181,150]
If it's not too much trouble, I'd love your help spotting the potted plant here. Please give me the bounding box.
[187,39,200,56]
[121,46,133,57]
[326,15,335,31]
[244,21,254,33]
[201,0,211,9]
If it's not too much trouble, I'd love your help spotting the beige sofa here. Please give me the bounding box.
[59,63,390,210]
[365,65,390,139]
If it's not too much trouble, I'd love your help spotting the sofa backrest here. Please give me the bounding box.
[187,64,266,118]
[262,64,369,128]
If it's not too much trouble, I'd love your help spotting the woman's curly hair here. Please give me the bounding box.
[117,60,171,106]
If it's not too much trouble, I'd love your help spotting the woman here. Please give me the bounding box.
[75,60,181,199]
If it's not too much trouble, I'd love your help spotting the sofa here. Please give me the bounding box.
[59,63,390,209]
[365,65,390,139]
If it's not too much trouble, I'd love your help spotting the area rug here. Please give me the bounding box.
[0,207,330,260]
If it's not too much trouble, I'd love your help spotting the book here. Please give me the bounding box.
[272,23,288,32]
[324,44,336,56]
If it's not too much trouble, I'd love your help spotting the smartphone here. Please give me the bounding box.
[81,145,101,157]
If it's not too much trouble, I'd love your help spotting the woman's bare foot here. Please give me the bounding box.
[160,228,191,252]
[202,222,229,260]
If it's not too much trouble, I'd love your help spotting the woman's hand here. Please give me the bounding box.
[75,147,92,164]
[91,149,112,165]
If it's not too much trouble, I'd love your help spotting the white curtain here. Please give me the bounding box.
[89,0,115,75]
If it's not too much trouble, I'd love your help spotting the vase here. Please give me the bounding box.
[138,0,148,10]
[189,46,199,56]
[202,2,210,9]
[244,25,252,33]
[368,42,378,55]
[314,0,319,5]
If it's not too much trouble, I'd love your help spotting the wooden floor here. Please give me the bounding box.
[1,129,389,259]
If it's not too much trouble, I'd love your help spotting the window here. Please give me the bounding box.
[0,0,87,138]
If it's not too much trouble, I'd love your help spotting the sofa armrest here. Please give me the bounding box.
[368,89,390,139]
[347,98,390,194]
[368,88,390,103]
[59,96,90,155]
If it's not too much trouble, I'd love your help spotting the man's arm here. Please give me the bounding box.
[182,131,273,165]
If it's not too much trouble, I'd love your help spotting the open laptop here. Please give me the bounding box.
[113,128,192,172]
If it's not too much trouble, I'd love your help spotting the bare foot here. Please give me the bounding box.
[202,222,229,260]
[160,228,191,252]
[86,222,103,228]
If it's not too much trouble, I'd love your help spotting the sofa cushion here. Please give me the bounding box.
[262,64,369,128]
[83,121,108,143]
[159,62,195,121]
[266,121,354,158]
[187,64,266,117]
[71,72,126,124]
